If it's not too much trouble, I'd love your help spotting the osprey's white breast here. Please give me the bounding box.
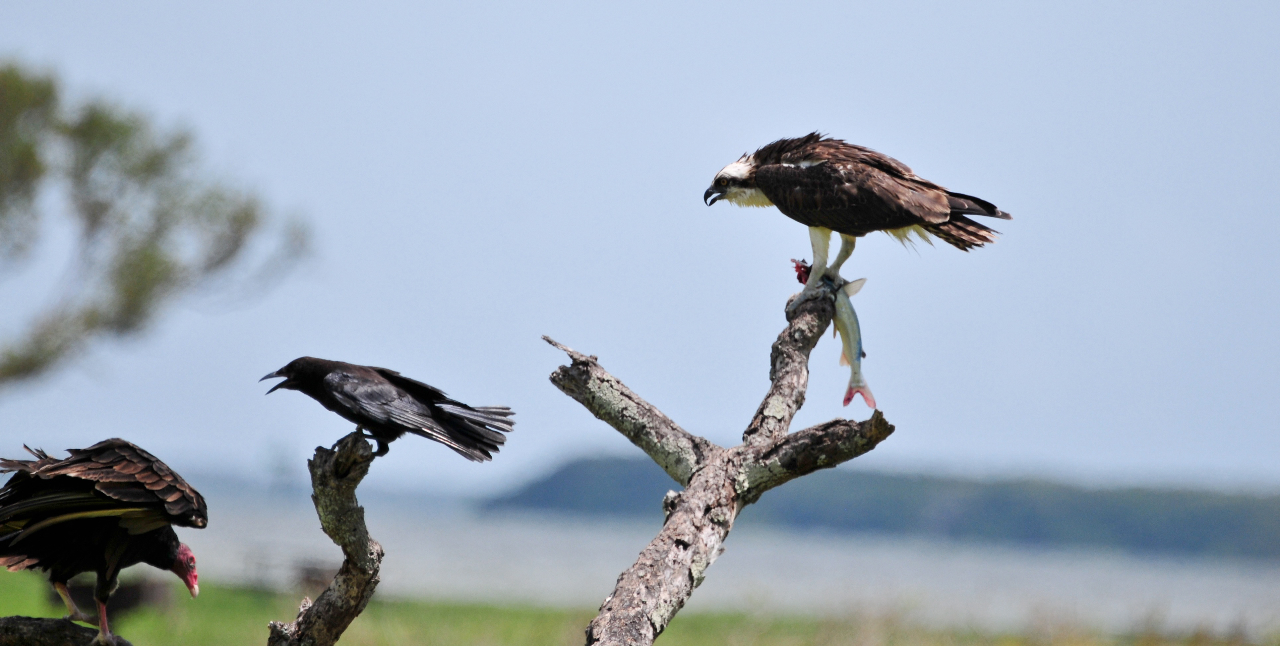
[725,187,775,208]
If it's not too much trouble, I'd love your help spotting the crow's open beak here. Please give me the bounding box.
[260,370,287,394]
[703,186,723,206]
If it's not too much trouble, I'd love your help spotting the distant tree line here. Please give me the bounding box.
[485,456,1280,560]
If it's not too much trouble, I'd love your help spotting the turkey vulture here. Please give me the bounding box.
[261,356,515,459]
[0,438,205,645]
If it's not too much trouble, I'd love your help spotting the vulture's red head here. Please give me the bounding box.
[171,543,199,598]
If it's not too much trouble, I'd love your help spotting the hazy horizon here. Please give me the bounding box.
[2,1,1278,497]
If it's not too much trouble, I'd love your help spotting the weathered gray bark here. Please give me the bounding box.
[546,280,895,646]
[267,432,384,646]
[0,616,132,646]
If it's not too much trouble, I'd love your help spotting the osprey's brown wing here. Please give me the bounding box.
[754,136,1009,250]
[0,438,207,532]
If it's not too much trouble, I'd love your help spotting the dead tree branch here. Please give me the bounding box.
[546,280,895,646]
[0,616,132,646]
[545,337,715,486]
[742,291,836,448]
[267,432,384,646]
[736,413,894,504]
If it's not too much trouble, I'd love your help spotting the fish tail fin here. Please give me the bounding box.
[843,384,876,409]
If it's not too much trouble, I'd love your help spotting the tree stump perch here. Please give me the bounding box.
[546,279,895,646]
[267,432,384,646]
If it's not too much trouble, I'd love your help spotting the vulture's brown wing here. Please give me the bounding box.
[1,438,206,530]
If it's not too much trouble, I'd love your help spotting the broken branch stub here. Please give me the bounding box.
[543,336,715,486]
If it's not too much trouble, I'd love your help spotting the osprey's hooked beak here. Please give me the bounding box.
[260,370,288,394]
[703,186,724,206]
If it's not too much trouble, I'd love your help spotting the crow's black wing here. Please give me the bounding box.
[368,367,449,403]
[322,369,488,458]
[368,368,515,462]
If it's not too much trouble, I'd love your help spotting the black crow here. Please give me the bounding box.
[0,439,205,644]
[261,356,515,460]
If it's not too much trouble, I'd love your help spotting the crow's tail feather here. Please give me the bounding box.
[428,405,516,462]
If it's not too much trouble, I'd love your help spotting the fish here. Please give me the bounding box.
[791,259,875,408]
[833,278,875,408]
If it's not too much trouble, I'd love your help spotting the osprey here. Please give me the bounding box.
[704,133,1011,306]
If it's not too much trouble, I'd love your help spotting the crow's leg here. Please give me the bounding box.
[355,426,390,457]
[91,599,114,645]
[827,234,857,278]
[787,227,832,313]
[54,582,95,624]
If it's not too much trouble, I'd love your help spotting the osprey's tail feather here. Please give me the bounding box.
[925,215,1001,251]
[887,193,1008,250]
[947,192,1012,220]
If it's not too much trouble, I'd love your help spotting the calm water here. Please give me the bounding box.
[182,489,1280,636]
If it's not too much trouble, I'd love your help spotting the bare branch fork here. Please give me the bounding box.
[545,281,895,646]
[267,432,384,646]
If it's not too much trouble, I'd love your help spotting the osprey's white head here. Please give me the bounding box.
[704,154,775,208]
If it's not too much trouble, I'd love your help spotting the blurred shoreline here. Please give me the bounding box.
[180,481,1280,638]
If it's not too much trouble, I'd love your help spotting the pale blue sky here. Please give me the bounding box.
[1,1,1277,496]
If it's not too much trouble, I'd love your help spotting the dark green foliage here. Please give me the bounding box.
[0,65,56,261]
[0,62,308,386]
[484,457,1280,559]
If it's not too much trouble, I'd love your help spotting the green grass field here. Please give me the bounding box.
[0,572,1272,646]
